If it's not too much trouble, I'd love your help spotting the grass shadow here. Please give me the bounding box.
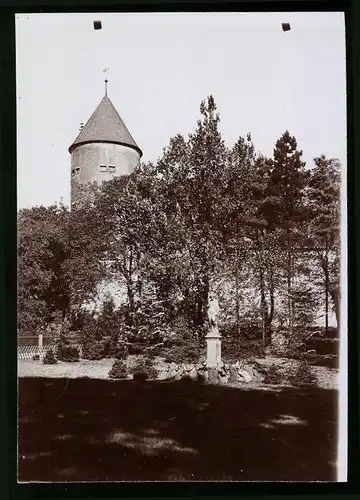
[18,377,338,482]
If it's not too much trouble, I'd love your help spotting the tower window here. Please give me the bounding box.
[99,165,107,172]
[108,165,116,173]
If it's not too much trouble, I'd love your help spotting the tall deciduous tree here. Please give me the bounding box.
[65,183,108,317]
[156,96,230,333]
[17,204,70,332]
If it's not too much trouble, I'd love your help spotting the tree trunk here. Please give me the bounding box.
[320,242,338,331]
[194,275,209,331]
[266,263,275,338]
[202,276,210,327]
[136,252,142,300]
[329,285,340,329]
[259,265,271,347]
[287,248,293,335]
[126,280,135,311]
[235,246,241,337]
[125,248,135,311]
[325,238,329,334]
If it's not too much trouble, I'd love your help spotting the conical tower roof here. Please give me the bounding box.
[69,94,142,156]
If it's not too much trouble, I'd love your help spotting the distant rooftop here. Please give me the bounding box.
[69,94,142,157]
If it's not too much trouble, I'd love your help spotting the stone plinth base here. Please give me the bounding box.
[206,328,222,368]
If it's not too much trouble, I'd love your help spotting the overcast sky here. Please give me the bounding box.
[16,12,346,208]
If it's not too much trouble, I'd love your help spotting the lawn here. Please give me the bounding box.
[18,376,338,482]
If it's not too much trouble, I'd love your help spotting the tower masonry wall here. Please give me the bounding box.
[71,142,140,203]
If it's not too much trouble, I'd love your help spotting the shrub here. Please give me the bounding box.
[128,343,143,355]
[114,342,129,360]
[130,357,157,381]
[304,337,339,356]
[32,354,40,361]
[132,372,147,382]
[56,330,80,362]
[99,337,111,358]
[325,326,339,339]
[142,344,161,360]
[144,357,158,379]
[308,354,338,369]
[164,339,200,364]
[80,318,107,360]
[43,348,57,364]
[82,340,105,360]
[98,296,120,334]
[57,345,80,362]
[180,373,206,384]
[196,373,207,384]
[263,365,283,385]
[284,344,304,360]
[108,331,120,357]
[108,359,128,379]
[222,339,264,361]
[289,361,317,387]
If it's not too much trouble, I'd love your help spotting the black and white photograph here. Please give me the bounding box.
[17,12,347,483]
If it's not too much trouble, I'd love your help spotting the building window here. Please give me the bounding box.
[108,165,116,173]
[99,164,107,172]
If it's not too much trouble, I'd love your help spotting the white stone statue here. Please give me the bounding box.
[206,292,222,367]
[207,292,220,334]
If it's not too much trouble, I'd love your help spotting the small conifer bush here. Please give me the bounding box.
[43,348,57,364]
[55,328,80,362]
[108,331,119,357]
[108,359,128,379]
[82,340,105,360]
[142,346,158,360]
[130,356,157,381]
[289,361,317,387]
[81,320,106,360]
[115,343,129,360]
[264,365,283,385]
[128,343,142,355]
[58,345,80,362]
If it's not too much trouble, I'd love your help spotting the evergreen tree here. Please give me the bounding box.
[225,134,260,337]
[236,153,284,346]
[263,131,309,335]
[306,155,341,329]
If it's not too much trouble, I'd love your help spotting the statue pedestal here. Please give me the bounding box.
[206,328,222,368]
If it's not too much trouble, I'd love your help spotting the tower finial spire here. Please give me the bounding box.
[105,79,108,97]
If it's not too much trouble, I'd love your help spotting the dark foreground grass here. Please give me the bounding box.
[18,377,338,482]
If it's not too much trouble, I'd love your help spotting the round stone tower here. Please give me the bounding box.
[69,83,142,206]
